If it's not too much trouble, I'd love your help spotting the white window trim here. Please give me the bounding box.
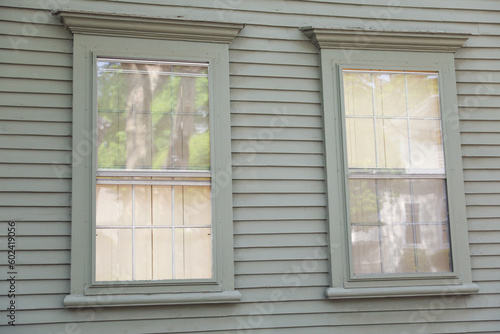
[57,11,243,308]
[301,27,479,299]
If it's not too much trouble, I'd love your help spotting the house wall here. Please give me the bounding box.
[1,0,499,332]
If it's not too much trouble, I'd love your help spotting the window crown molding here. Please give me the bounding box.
[56,11,244,43]
[300,27,470,52]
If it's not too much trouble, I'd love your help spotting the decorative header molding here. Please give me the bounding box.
[300,27,469,53]
[56,11,244,44]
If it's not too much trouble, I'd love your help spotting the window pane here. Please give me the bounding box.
[135,185,152,226]
[169,114,210,170]
[373,73,406,117]
[409,119,444,170]
[152,186,173,226]
[407,74,440,118]
[376,118,409,168]
[343,72,374,116]
[135,228,153,281]
[95,229,133,281]
[345,118,376,168]
[135,228,173,280]
[152,229,173,279]
[412,179,448,224]
[174,186,212,226]
[96,185,132,226]
[377,179,412,225]
[380,225,416,274]
[174,228,212,279]
[351,226,382,274]
[97,111,127,169]
[348,179,378,224]
[415,224,451,273]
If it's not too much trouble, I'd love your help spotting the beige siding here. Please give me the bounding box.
[1,1,499,333]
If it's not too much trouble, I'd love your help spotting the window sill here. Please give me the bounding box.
[326,283,479,300]
[63,290,242,308]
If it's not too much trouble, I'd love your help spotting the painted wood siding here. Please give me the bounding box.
[1,0,499,333]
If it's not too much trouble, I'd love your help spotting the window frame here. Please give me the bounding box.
[302,28,479,299]
[59,11,243,308]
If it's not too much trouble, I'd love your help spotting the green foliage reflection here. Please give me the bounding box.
[97,61,210,171]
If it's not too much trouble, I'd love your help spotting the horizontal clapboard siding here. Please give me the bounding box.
[1,1,499,333]
[0,8,74,331]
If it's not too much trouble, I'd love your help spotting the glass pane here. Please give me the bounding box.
[184,186,211,226]
[150,71,174,113]
[169,114,210,170]
[409,119,444,170]
[96,185,132,226]
[135,185,152,226]
[95,229,132,281]
[153,229,173,280]
[97,59,209,171]
[376,118,410,168]
[174,228,212,279]
[343,72,374,116]
[412,179,448,224]
[174,186,212,226]
[377,179,412,225]
[415,224,452,273]
[349,179,378,224]
[345,118,376,168]
[131,112,153,169]
[151,114,172,169]
[189,114,210,169]
[380,225,416,274]
[152,186,172,226]
[373,73,406,117]
[97,111,127,169]
[135,228,153,281]
[126,71,153,112]
[407,74,440,118]
[135,228,173,280]
[195,76,209,114]
[351,226,382,275]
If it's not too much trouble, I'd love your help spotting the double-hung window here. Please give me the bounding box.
[95,59,213,282]
[344,68,450,276]
[59,11,243,307]
[302,28,479,299]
